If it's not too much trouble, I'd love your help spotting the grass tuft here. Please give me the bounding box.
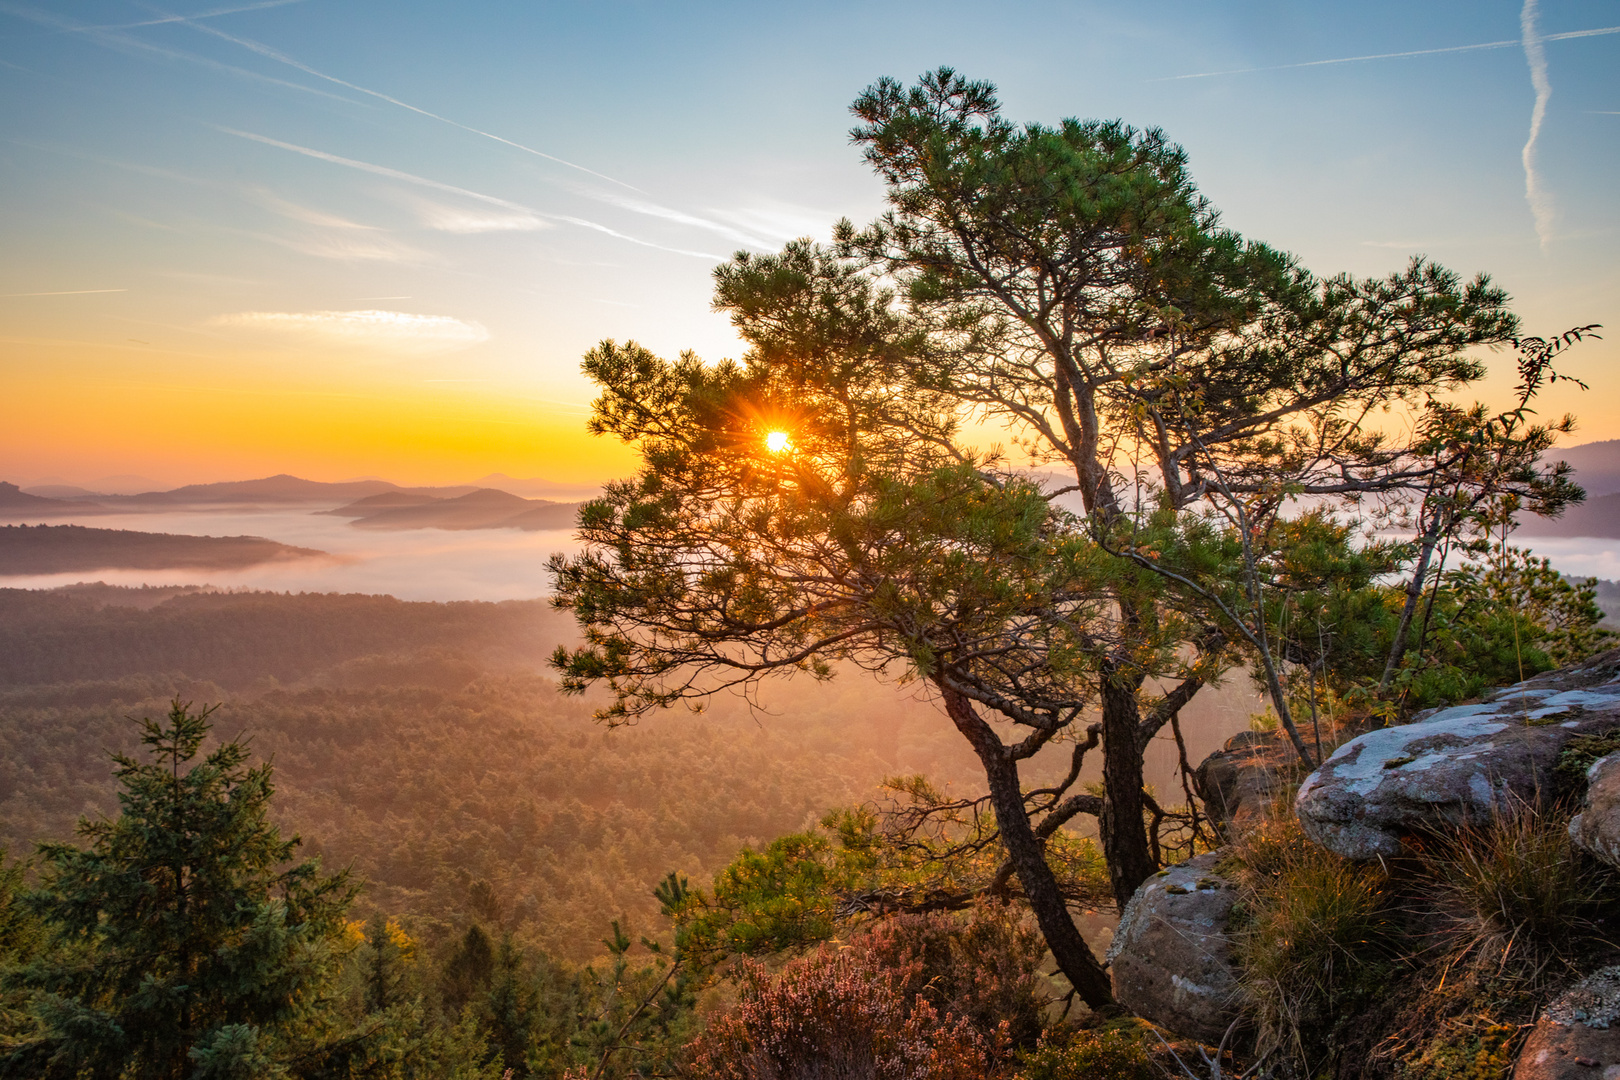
[1419,803,1613,988]
[1227,812,1396,1077]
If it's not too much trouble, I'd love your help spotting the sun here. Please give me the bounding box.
[765,430,791,454]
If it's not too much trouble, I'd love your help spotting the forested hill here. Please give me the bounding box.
[0,584,1002,960]
[0,586,576,688]
[0,523,325,574]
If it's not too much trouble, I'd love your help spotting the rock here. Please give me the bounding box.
[1194,730,1300,840]
[1295,649,1620,860]
[1108,853,1246,1044]
[1570,752,1620,868]
[1515,967,1620,1079]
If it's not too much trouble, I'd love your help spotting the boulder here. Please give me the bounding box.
[1296,649,1620,860]
[1194,729,1300,840]
[1515,967,1620,1079]
[1570,752,1620,868]
[1108,853,1246,1044]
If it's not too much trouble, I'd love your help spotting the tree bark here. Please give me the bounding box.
[940,684,1116,1011]
[1380,519,1444,691]
[1099,671,1156,910]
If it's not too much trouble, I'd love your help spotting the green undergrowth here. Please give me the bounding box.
[1012,1019,1159,1080]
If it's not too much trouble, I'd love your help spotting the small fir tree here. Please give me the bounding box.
[1,700,357,1079]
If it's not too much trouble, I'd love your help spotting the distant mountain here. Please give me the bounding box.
[0,482,106,516]
[316,491,443,517]
[0,524,327,575]
[473,473,603,500]
[1519,491,1620,540]
[1545,440,1620,499]
[20,484,102,499]
[8,473,594,512]
[69,474,483,508]
[336,488,581,532]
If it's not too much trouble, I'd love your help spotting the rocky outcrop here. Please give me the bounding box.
[1194,730,1300,840]
[1108,853,1246,1044]
[1569,751,1620,868]
[1295,649,1620,860]
[1515,967,1620,1079]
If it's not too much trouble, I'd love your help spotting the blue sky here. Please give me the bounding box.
[1,0,1616,485]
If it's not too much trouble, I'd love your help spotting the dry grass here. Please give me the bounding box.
[1418,803,1614,989]
[1226,813,1397,1077]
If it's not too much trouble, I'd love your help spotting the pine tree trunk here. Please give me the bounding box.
[941,684,1116,1011]
[1099,673,1156,910]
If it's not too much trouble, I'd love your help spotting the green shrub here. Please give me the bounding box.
[1013,1023,1157,1080]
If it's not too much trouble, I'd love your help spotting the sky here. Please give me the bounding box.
[1,0,1617,489]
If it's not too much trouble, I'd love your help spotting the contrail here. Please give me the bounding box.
[1522,0,1555,252]
[1159,24,1620,80]
[0,288,127,297]
[154,7,644,193]
[217,128,723,260]
[0,3,358,104]
[155,5,780,247]
[85,1,307,31]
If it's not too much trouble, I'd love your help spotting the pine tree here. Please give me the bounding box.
[1,700,357,1079]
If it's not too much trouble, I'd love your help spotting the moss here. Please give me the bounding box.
[1396,1016,1522,1080]
[1014,1022,1158,1080]
[1555,729,1620,796]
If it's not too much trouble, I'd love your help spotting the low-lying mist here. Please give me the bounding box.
[0,507,584,600]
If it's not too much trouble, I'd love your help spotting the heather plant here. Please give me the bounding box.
[861,906,1049,1055]
[687,945,992,1080]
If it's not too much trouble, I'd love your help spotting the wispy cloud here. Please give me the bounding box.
[244,187,379,230]
[261,231,430,264]
[392,193,550,234]
[0,288,126,297]
[217,128,723,259]
[150,7,641,192]
[209,309,490,353]
[1522,0,1555,252]
[1157,23,1620,81]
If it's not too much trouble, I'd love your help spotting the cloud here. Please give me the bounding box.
[393,193,550,234]
[209,309,490,354]
[245,188,378,231]
[1521,0,1556,252]
[268,232,431,264]
[0,288,126,297]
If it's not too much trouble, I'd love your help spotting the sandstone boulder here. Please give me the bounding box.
[1108,852,1246,1044]
[1570,751,1620,868]
[1296,649,1620,860]
[1516,967,1620,1079]
[1194,729,1300,840]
